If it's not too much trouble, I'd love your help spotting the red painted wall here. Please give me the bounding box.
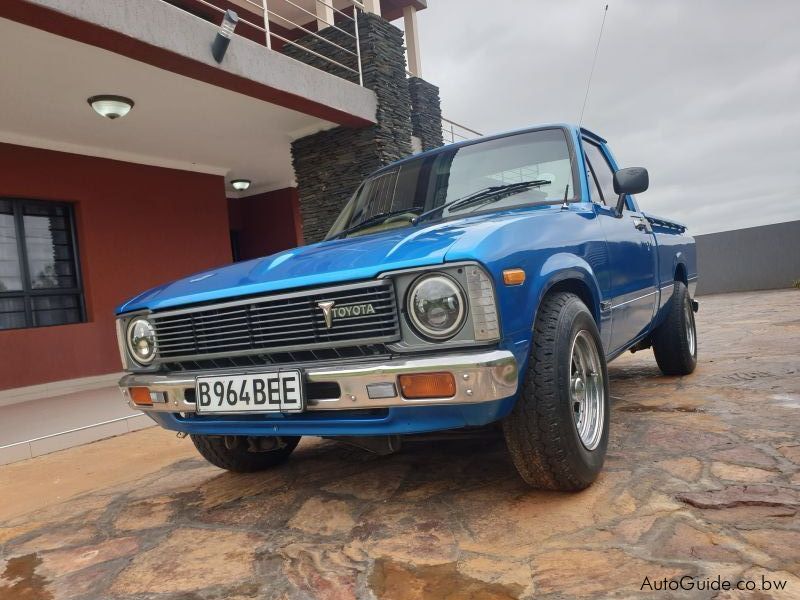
[0,143,231,390]
[228,187,303,261]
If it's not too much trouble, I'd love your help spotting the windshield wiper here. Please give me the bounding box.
[329,206,423,240]
[412,180,552,225]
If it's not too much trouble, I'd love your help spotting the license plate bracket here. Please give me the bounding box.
[195,371,304,414]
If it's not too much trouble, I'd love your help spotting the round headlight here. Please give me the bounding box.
[126,317,157,365]
[407,274,466,340]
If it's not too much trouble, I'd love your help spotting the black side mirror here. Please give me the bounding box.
[612,167,648,216]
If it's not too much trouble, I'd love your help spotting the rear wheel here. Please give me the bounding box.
[191,435,300,472]
[503,292,610,491]
[652,281,697,376]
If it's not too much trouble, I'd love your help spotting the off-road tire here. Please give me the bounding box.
[652,281,697,376]
[191,435,300,472]
[503,292,610,491]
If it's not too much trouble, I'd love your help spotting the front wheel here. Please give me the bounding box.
[191,435,300,472]
[652,281,697,376]
[503,292,610,491]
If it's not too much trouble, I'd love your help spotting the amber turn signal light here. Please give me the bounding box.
[129,387,153,406]
[502,268,526,285]
[398,372,456,399]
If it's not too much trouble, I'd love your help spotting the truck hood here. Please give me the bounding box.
[118,219,472,313]
[117,206,562,314]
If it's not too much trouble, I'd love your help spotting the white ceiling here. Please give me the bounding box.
[0,17,338,195]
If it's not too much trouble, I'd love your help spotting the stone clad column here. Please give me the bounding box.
[289,13,412,244]
[408,76,443,152]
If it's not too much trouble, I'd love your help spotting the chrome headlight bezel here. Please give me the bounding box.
[125,316,157,365]
[463,264,501,342]
[406,273,468,341]
[383,261,501,351]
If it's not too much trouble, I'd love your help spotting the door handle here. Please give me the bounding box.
[634,221,648,231]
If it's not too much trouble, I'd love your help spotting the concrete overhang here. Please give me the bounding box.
[381,0,427,22]
[0,16,358,193]
[0,0,379,193]
[1,0,377,128]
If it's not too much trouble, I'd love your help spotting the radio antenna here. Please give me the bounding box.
[578,4,609,126]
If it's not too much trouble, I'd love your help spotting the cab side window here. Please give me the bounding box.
[583,141,620,209]
[584,157,604,205]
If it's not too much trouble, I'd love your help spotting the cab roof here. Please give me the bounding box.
[373,123,607,175]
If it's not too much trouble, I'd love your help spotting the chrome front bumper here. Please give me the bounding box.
[118,350,518,413]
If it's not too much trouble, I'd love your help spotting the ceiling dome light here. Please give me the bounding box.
[231,179,251,191]
[87,95,134,119]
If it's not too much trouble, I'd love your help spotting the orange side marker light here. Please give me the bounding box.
[502,268,526,285]
[129,387,153,406]
[398,373,456,399]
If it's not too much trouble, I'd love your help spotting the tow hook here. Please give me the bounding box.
[176,432,187,439]
[691,299,699,313]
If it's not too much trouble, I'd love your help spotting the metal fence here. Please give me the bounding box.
[174,0,365,85]
[442,117,482,144]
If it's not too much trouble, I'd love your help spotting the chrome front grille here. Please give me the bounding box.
[163,343,392,372]
[150,280,400,362]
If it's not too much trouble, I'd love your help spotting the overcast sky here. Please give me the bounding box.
[413,0,800,234]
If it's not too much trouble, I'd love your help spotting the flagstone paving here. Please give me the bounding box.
[1,289,798,599]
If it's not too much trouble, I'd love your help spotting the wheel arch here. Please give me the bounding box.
[672,251,688,284]
[531,255,602,327]
[674,262,688,284]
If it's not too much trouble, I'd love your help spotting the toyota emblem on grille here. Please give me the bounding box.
[317,301,335,329]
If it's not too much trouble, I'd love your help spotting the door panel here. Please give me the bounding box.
[582,140,657,353]
[596,206,658,352]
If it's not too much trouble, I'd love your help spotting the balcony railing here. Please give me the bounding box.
[442,118,482,144]
[166,0,365,85]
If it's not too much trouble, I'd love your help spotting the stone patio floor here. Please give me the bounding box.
[1,289,799,599]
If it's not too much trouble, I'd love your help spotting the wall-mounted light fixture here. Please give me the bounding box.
[231,179,251,191]
[87,95,134,119]
[212,10,239,63]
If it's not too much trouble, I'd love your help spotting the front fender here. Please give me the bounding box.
[495,253,606,401]
[531,254,603,324]
[495,253,603,344]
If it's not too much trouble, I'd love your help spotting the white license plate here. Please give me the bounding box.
[195,371,303,414]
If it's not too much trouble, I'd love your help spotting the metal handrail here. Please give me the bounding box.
[280,0,356,39]
[442,117,482,137]
[270,31,360,76]
[240,0,267,10]
[266,9,358,58]
[353,8,362,86]
[163,0,364,85]
[441,117,483,144]
[192,0,269,35]
[263,0,363,83]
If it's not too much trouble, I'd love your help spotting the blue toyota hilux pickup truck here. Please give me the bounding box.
[117,124,698,490]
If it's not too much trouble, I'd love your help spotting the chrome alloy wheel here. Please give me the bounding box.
[569,330,605,451]
[684,298,696,356]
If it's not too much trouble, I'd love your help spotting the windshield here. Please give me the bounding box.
[326,128,577,239]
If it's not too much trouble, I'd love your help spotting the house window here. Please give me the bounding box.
[0,199,85,330]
